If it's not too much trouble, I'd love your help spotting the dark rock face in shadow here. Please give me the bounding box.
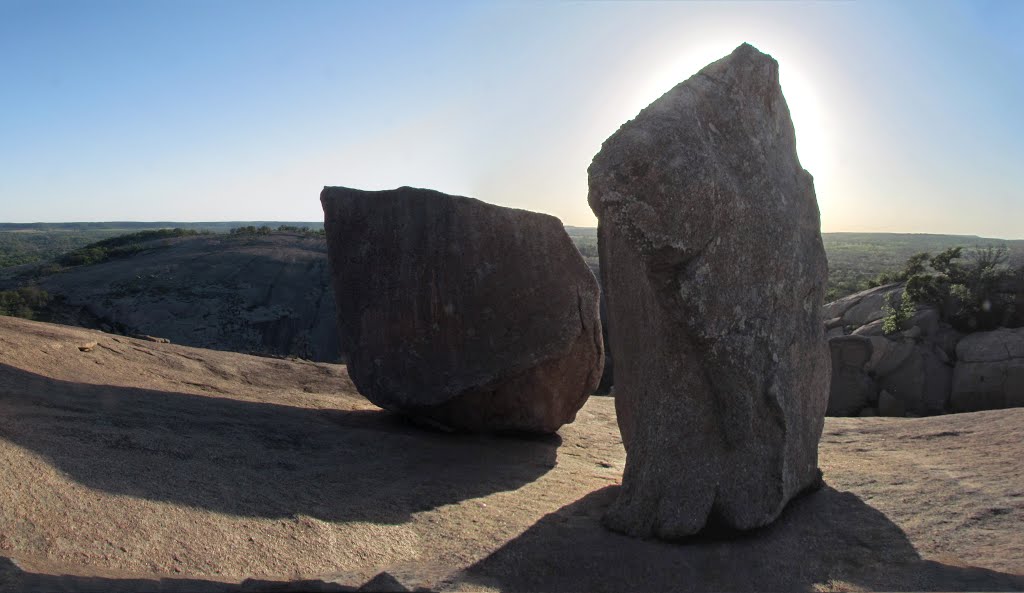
[588,42,830,537]
[320,186,603,433]
[459,486,1024,592]
[0,363,558,525]
[34,234,342,363]
[588,262,614,396]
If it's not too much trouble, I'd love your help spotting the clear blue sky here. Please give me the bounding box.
[2,0,1022,238]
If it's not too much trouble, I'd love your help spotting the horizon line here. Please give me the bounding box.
[1,221,1022,242]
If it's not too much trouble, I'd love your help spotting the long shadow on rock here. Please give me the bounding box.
[0,556,365,592]
[458,486,1024,592]
[0,364,558,525]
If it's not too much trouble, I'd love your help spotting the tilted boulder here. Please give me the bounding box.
[320,186,604,433]
[588,43,830,538]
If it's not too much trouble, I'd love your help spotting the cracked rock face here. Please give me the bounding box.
[952,327,1024,412]
[588,43,830,538]
[321,186,603,433]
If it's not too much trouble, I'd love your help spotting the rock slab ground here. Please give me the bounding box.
[588,43,830,537]
[320,186,603,433]
[0,316,1022,591]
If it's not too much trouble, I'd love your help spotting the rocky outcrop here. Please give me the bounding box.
[823,284,903,336]
[876,342,951,415]
[827,336,877,416]
[320,186,603,433]
[823,283,1024,417]
[878,389,906,417]
[951,327,1024,412]
[588,44,830,538]
[824,286,956,417]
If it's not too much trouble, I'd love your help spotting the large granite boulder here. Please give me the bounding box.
[588,43,830,538]
[320,186,604,433]
[951,327,1024,412]
[876,342,952,415]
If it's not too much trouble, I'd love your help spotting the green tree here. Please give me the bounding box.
[881,289,916,335]
[890,245,1018,332]
[0,286,51,320]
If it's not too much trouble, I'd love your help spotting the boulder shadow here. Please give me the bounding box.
[457,485,1024,592]
[0,555,364,592]
[0,363,559,525]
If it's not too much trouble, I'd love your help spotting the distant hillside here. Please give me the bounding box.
[822,233,1024,300]
[2,228,1022,360]
[564,226,598,264]
[1,231,339,362]
[562,229,1024,300]
[0,222,323,268]
[0,221,324,232]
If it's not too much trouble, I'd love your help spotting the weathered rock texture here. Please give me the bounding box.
[952,327,1024,412]
[588,43,830,538]
[819,282,1024,418]
[320,186,603,433]
[827,336,877,416]
[822,283,901,335]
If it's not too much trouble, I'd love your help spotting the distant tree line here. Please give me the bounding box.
[229,225,325,236]
[0,231,126,268]
[0,286,51,320]
[58,228,204,267]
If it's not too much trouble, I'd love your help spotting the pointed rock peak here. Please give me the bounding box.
[693,42,780,92]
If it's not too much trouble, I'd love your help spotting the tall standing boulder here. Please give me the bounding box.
[588,43,830,538]
[320,186,604,433]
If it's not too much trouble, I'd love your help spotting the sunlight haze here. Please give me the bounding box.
[1,0,1021,238]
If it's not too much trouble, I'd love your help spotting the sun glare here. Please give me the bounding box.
[626,42,832,188]
[625,42,739,122]
[779,66,831,183]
